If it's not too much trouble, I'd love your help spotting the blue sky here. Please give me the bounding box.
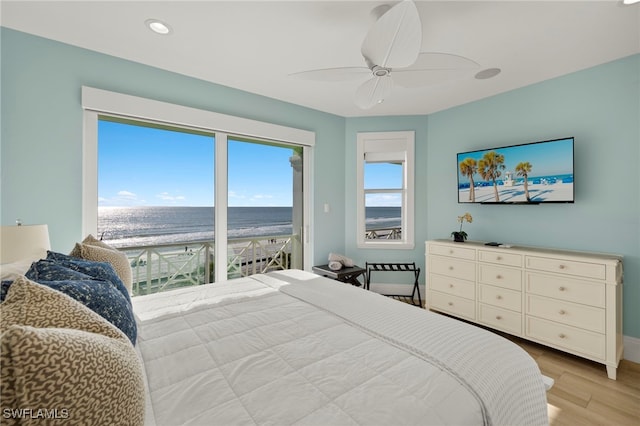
[457,138,574,184]
[98,120,295,207]
[364,162,402,207]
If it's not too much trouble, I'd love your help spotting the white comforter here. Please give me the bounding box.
[133,270,548,426]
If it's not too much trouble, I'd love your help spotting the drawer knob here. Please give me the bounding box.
[558,333,566,339]
[496,315,502,320]
[448,302,454,306]
[496,295,503,300]
[496,256,502,261]
[449,284,454,288]
[559,264,566,270]
[496,275,503,279]
[559,286,566,292]
[559,310,566,315]
[449,266,454,270]
[449,250,454,254]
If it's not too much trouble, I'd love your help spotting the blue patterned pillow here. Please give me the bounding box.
[2,269,88,302]
[28,279,136,345]
[44,252,130,302]
[1,269,90,301]
[26,261,94,281]
[24,259,137,345]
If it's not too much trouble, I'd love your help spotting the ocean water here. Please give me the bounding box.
[99,206,400,247]
[365,206,402,230]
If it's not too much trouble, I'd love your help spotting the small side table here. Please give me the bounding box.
[312,264,366,287]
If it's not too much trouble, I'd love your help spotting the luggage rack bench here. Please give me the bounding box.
[365,262,421,307]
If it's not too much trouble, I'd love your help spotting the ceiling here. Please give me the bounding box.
[2,1,639,117]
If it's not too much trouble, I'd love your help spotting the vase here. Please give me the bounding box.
[453,234,465,243]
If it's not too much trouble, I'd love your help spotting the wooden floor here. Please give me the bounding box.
[505,335,640,426]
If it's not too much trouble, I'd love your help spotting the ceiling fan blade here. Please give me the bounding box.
[355,75,394,109]
[289,66,371,82]
[361,0,422,69]
[393,52,480,88]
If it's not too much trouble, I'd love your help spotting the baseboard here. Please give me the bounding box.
[623,335,640,363]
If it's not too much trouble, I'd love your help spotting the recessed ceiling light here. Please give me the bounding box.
[623,0,639,5]
[475,68,501,80]
[145,19,172,35]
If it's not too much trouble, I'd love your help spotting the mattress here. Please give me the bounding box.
[133,270,548,426]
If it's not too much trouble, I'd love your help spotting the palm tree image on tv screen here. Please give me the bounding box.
[457,138,574,204]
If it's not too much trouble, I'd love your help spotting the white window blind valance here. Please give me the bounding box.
[364,151,406,163]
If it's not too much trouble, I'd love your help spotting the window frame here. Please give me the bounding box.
[82,86,315,281]
[356,131,415,249]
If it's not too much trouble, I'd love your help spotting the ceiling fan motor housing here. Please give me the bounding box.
[372,65,391,77]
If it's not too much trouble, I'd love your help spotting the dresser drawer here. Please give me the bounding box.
[429,274,475,300]
[526,272,605,307]
[428,244,476,261]
[526,295,605,333]
[429,291,475,321]
[429,257,475,281]
[479,250,523,267]
[478,264,522,291]
[479,304,522,335]
[526,256,606,280]
[526,316,605,360]
[479,284,521,312]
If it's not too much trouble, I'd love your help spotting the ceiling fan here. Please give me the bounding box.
[292,0,480,109]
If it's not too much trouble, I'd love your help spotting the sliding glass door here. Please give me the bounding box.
[93,111,310,295]
[226,138,303,278]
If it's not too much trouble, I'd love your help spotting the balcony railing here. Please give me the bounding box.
[117,226,399,296]
[118,234,294,296]
[365,227,401,240]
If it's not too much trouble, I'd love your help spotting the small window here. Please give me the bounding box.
[356,131,415,249]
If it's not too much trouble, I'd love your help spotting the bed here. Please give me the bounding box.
[1,232,548,425]
[133,269,549,426]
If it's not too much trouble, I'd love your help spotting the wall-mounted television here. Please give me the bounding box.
[457,137,574,204]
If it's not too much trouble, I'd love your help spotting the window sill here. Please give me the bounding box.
[357,241,415,250]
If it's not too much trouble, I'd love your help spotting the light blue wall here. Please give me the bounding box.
[344,55,640,338]
[426,55,640,338]
[0,28,347,261]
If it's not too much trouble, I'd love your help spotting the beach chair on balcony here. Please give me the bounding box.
[365,262,421,307]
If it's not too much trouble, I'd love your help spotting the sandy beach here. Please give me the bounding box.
[459,181,574,203]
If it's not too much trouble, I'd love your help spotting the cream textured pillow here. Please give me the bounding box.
[72,234,118,252]
[70,235,133,294]
[0,276,145,425]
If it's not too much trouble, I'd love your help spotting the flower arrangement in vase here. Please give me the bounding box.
[451,212,473,242]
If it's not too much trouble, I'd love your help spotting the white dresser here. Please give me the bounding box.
[425,239,624,379]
